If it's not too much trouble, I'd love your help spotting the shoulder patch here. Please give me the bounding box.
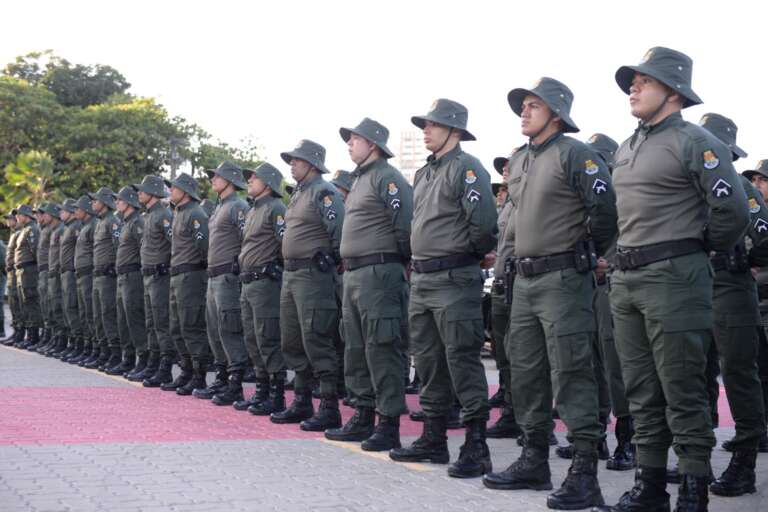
[162,218,170,228]
[585,160,599,175]
[467,189,481,203]
[323,195,333,208]
[387,182,399,196]
[465,170,477,184]
[592,179,608,195]
[192,219,200,230]
[703,150,720,170]
[749,198,761,214]
[276,215,285,226]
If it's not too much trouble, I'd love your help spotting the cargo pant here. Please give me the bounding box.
[38,269,49,331]
[508,267,600,450]
[595,279,630,419]
[491,288,512,404]
[144,273,172,355]
[342,262,408,417]
[206,273,248,372]
[610,252,715,478]
[47,272,65,339]
[61,271,82,339]
[17,267,42,329]
[281,266,339,395]
[7,270,21,332]
[710,269,765,449]
[410,265,489,423]
[240,276,286,378]
[76,271,94,343]
[116,270,147,354]
[170,270,210,360]
[92,274,119,352]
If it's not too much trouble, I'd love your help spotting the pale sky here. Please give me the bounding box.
[2,1,766,181]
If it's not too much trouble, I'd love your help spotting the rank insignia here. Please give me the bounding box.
[391,198,401,209]
[756,218,768,234]
[388,183,399,196]
[592,179,608,195]
[465,170,477,184]
[467,189,481,203]
[712,178,732,198]
[585,160,599,175]
[703,150,719,170]
[327,209,337,220]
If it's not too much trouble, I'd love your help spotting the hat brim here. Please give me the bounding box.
[410,115,476,141]
[615,65,703,108]
[279,151,330,174]
[205,169,246,190]
[493,157,509,175]
[132,182,169,198]
[339,127,395,158]
[730,144,748,161]
[507,88,580,133]
[492,183,507,195]
[164,179,201,202]
[743,169,768,181]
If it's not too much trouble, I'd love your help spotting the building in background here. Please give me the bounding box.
[394,130,429,184]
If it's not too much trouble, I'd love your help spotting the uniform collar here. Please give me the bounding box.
[123,210,139,222]
[176,200,196,212]
[297,173,323,191]
[427,143,462,167]
[218,192,239,205]
[642,111,683,135]
[148,201,165,213]
[251,195,273,208]
[528,131,563,154]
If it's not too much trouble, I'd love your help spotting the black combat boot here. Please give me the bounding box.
[84,345,108,369]
[270,389,314,424]
[483,444,552,490]
[362,414,401,451]
[72,340,94,365]
[212,370,244,406]
[177,359,208,396]
[710,449,757,497]
[125,351,149,380]
[758,432,768,453]
[547,449,604,510]
[488,387,506,408]
[242,365,257,383]
[160,356,192,391]
[234,376,269,411]
[130,351,158,381]
[99,347,122,372]
[448,419,492,478]
[21,328,40,350]
[487,406,523,438]
[61,337,83,362]
[48,336,68,357]
[301,394,341,431]
[674,474,709,512]
[249,375,286,415]
[28,328,46,351]
[142,354,173,387]
[607,416,636,471]
[592,466,670,511]
[106,349,135,375]
[390,415,450,464]
[192,364,228,399]
[325,406,375,441]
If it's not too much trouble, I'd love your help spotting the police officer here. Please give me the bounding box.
[195,161,250,405]
[56,199,85,362]
[14,204,42,349]
[109,186,147,377]
[389,99,497,479]
[235,162,289,415]
[330,170,355,200]
[0,235,5,340]
[696,113,767,497]
[482,79,617,510]
[72,196,98,366]
[2,211,23,346]
[325,118,412,450]
[87,188,122,371]
[130,175,174,385]
[200,199,216,218]
[270,139,346,431]
[600,47,750,512]
[42,203,66,356]
[165,173,211,395]
[33,203,53,351]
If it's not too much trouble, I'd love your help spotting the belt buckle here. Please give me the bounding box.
[518,258,534,277]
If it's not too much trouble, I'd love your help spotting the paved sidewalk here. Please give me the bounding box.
[1,316,766,510]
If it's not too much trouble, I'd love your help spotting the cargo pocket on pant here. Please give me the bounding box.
[445,306,484,350]
[365,307,401,345]
[661,313,711,373]
[222,309,243,335]
[256,308,281,340]
[310,300,338,337]
[552,320,593,373]
[726,312,759,328]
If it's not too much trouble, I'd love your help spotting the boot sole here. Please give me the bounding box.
[389,453,450,464]
[546,494,604,510]
[447,461,492,478]
[361,441,401,452]
[710,484,756,497]
[270,416,313,424]
[605,460,636,471]
[324,431,374,442]
[482,479,553,491]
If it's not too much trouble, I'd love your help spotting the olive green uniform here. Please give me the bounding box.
[47,222,65,340]
[491,199,514,405]
[36,222,53,332]
[340,157,413,416]
[206,193,250,372]
[75,217,97,347]
[5,229,21,334]
[92,209,122,353]
[169,201,210,360]
[610,112,750,477]
[14,220,42,330]
[239,196,287,378]
[281,174,345,395]
[141,201,174,357]
[116,209,147,354]
[60,217,83,339]
[410,144,497,421]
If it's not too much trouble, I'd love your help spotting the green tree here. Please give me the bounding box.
[0,150,58,211]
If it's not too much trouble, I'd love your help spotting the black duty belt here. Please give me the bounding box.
[142,263,170,276]
[515,252,576,278]
[61,266,76,273]
[117,263,142,275]
[411,254,477,273]
[343,253,402,271]
[38,264,49,272]
[94,265,117,277]
[170,262,206,276]
[491,278,506,295]
[75,265,93,278]
[15,261,37,270]
[207,263,237,278]
[240,271,268,283]
[284,258,314,272]
[616,239,704,271]
[48,268,59,278]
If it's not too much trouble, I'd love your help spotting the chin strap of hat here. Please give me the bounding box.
[432,127,454,157]
[528,112,557,146]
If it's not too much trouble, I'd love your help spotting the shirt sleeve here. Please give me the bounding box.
[376,170,413,259]
[455,158,498,257]
[229,200,249,243]
[191,210,209,262]
[563,143,618,256]
[316,187,345,256]
[270,202,287,249]
[740,176,768,265]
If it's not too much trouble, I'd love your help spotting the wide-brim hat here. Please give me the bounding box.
[205,160,247,190]
[243,162,284,198]
[132,174,169,198]
[280,139,330,174]
[61,199,77,214]
[492,183,507,196]
[615,46,703,109]
[411,98,476,141]
[743,159,768,181]
[88,187,117,209]
[164,172,201,202]
[699,113,747,161]
[339,117,395,158]
[330,170,355,192]
[285,184,295,196]
[508,77,579,133]
[116,186,142,209]
[493,156,509,175]
[16,204,36,219]
[41,203,61,217]
[585,133,619,167]
[74,195,97,215]
[36,202,49,215]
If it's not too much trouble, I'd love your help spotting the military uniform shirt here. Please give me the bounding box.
[493,199,515,278]
[74,217,96,269]
[6,229,19,272]
[508,134,617,258]
[37,224,52,268]
[48,223,64,273]
[93,210,121,269]
[207,193,249,268]
[340,158,413,260]
[170,201,209,267]
[282,174,345,260]
[411,144,497,260]
[239,196,285,270]
[613,112,749,252]
[116,210,144,267]
[140,201,173,266]
[14,221,40,266]
[60,219,82,271]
